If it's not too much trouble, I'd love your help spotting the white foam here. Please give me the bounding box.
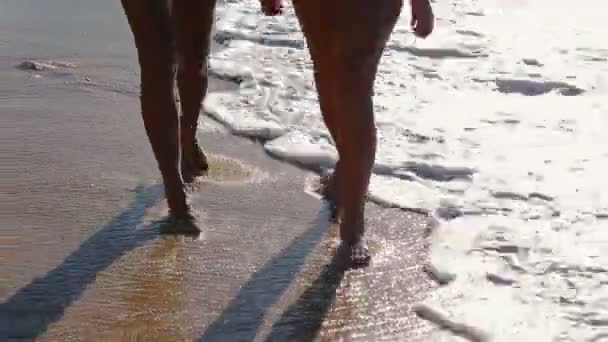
[208,0,608,339]
[263,130,338,170]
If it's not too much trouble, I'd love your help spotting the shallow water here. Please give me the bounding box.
[1,1,433,340]
[202,0,608,340]
[6,0,605,340]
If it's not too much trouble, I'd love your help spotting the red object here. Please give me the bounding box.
[261,0,282,16]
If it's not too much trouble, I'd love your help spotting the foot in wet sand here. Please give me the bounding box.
[160,208,202,236]
[334,240,371,269]
[181,141,209,183]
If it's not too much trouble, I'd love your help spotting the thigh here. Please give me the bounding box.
[293,0,402,68]
[173,0,217,64]
[293,0,403,114]
[121,0,175,69]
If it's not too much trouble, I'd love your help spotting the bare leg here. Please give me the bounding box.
[121,0,199,233]
[174,0,217,182]
[316,69,342,223]
[294,0,403,265]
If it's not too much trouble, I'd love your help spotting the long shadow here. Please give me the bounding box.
[0,185,163,340]
[198,207,333,342]
[264,256,345,342]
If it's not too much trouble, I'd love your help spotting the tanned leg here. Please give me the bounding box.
[317,76,341,223]
[174,0,217,182]
[293,0,403,265]
[121,0,199,234]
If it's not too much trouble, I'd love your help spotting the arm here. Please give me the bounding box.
[260,0,282,16]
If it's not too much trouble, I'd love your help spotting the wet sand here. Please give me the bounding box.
[1,1,434,339]
[207,1,607,340]
[2,88,434,340]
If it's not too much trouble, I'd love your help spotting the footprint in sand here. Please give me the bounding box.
[198,154,264,185]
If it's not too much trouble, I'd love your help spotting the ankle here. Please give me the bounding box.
[165,187,190,212]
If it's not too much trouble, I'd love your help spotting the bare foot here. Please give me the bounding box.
[334,240,371,269]
[319,170,340,223]
[182,142,209,183]
[160,208,201,236]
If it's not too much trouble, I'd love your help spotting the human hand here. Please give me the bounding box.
[410,0,434,38]
[260,0,282,16]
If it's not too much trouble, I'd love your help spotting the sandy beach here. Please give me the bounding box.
[202,0,607,340]
[2,78,433,340]
[3,0,607,340]
[2,0,433,340]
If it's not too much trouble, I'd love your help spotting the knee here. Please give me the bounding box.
[336,94,376,141]
[139,50,177,94]
[180,52,208,71]
[178,54,208,79]
[138,55,177,126]
[339,122,376,164]
[356,127,377,154]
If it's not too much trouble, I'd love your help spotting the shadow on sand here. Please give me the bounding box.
[0,185,163,340]
[262,257,346,341]
[2,184,347,341]
[198,206,344,342]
